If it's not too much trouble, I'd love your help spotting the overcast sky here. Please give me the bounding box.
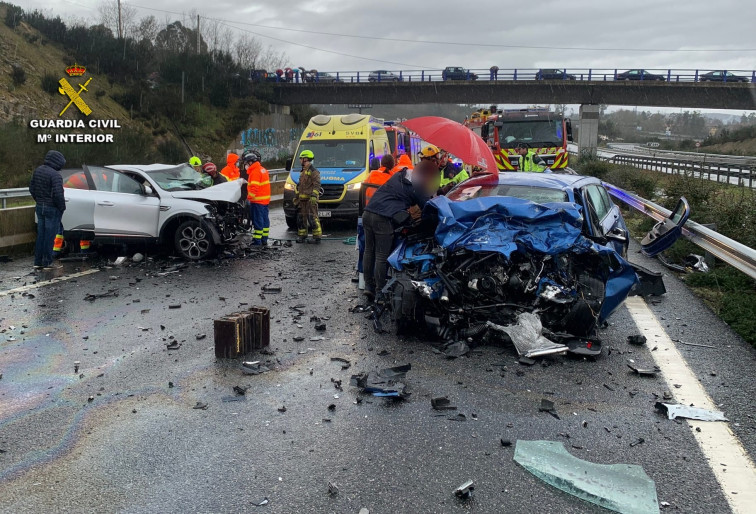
[15,0,756,113]
[18,0,756,71]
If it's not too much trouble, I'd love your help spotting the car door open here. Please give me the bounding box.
[641,197,690,257]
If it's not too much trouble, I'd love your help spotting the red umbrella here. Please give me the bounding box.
[401,116,497,172]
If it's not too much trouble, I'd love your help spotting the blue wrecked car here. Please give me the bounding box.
[384,173,687,357]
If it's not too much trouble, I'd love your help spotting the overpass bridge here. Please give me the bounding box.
[267,68,756,155]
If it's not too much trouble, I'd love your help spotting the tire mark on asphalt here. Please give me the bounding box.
[625,296,756,514]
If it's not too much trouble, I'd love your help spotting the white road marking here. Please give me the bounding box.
[625,296,756,514]
[0,269,100,298]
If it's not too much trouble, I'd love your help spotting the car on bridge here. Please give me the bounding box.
[306,72,343,83]
[615,69,666,81]
[442,67,478,81]
[698,71,750,83]
[60,164,247,260]
[386,172,689,354]
[535,69,577,80]
[368,70,402,82]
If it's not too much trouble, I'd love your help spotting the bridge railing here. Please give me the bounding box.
[269,68,756,84]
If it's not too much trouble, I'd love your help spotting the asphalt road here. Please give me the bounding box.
[1,209,754,513]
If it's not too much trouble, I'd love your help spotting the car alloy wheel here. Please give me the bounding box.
[176,220,213,260]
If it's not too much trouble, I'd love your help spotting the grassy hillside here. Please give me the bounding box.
[699,138,756,156]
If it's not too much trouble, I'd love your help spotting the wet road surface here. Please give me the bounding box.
[1,210,755,513]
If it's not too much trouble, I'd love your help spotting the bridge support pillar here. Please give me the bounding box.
[577,104,600,157]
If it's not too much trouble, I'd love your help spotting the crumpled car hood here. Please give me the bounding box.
[170,180,245,202]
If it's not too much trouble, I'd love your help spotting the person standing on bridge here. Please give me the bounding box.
[294,150,322,244]
[244,150,271,246]
[29,150,66,270]
[514,143,547,172]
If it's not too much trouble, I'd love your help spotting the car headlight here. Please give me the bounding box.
[284,182,295,191]
[347,182,361,191]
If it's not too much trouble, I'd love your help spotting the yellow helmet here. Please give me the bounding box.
[189,156,202,166]
[418,144,440,159]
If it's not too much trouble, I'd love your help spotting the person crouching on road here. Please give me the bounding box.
[220,152,240,181]
[294,150,322,244]
[361,160,439,303]
[244,150,271,246]
[199,162,227,187]
[514,142,547,172]
[29,150,66,270]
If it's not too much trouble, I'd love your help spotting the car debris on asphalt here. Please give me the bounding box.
[453,480,475,500]
[350,364,411,399]
[627,360,660,377]
[514,440,661,514]
[83,289,118,302]
[431,396,457,410]
[241,361,270,375]
[539,398,560,420]
[655,402,728,422]
[628,335,648,346]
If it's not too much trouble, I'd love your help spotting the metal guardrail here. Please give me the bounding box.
[610,154,756,188]
[603,182,756,280]
[267,68,756,84]
[0,188,32,209]
[0,169,290,209]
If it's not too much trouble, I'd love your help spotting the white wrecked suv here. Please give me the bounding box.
[60,163,247,260]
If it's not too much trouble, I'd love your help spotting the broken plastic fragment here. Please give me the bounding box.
[193,402,208,410]
[454,480,474,499]
[252,497,269,507]
[443,341,470,358]
[487,313,567,358]
[431,397,457,411]
[655,402,728,422]
[628,335,647,346]
[538,399,560,420]
[514,440,660,514]
[627,360,659,377]
[241,361,270,375]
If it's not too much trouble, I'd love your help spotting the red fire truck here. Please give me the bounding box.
[466,107,573,171]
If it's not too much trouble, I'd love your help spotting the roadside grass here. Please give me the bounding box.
[576,156,756,346]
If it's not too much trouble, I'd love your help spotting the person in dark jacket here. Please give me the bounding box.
[361,160,439,302]
[29,150,66,270]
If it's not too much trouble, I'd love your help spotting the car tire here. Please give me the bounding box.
[285,215,298,230]
[174,219,215,260]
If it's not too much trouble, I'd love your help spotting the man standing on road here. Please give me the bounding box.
[294,150,322,244]
[29,150,66,270]
[244,150,271,246]
[514,143,547,172]
[361,160,438,303]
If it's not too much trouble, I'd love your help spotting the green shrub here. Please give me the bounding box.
[11,64,26,86]
[4,4,23,28]
[41,72,58,94]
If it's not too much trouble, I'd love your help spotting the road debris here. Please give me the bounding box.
[678,341,717,349]
[327,481,339,496]
[453,480,474,500]
[252,497,269,507]
[629,437,645,447]
[655,402,728,422]
[233,385,249,396]
[431,396,457,410]
[330,357,351,370]
[74,361,80,373]
[350,364,411,399]
[278,406,287,413]
[261,285,282,293]
[500,439,512,447]
[241,361,270,375]
[627,360,659,377]
[193,402,208,410]
[487,313,567,358]
[314,323,327,331]
[442,341,470,358]
[214,307,270,358]
[166,341,181,350]
[84,289,118,302]
[627,335,647,346]
[539,398,560,420]
[514,440,660,514]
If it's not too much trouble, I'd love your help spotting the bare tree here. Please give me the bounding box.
[97,0,137,38]
[135,15,159,44]
[234,34,263,69]
[258,45,288,70]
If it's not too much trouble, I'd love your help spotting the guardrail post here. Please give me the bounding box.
[723,70,728,83]
[421,70,425,81]
[613,69,617,80]
[1,199,5,209]
[513,69,517,81]
[667,69,671,82]
[562,69,566,80]
[694,70,699,82]
[752,71,756,83]
[356,72,360,83]
[588,69,592,81]
[399,71,403,81]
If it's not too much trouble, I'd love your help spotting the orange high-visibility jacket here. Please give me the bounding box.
[247,162,271,205]
[363,168,394,206]
[220,153,240,181]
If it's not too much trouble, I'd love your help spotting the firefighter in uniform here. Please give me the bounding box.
[514,143,547,172]
[244,150,271,245]
[294,150,322,244]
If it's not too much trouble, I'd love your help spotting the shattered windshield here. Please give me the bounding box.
[498,120,563,148]
[447,184,568,203]
[145,164,206,191]
[296,140,367,168]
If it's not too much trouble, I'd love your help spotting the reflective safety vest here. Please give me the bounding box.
[439,164,469,187]
[247,162,271,205]
[363,168,394,207]
[519,151,546,172]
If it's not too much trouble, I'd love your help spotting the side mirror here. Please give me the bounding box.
[606,227,627,243]
[144,185,154,195]
[369,158,380,171]
[565,118,574,142]
[285,158,293,171]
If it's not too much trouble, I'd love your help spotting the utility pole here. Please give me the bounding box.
[181,71,185,104]
[196,15,201,54]
[117,0,123,39]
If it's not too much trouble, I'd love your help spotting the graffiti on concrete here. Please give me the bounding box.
[240,128,302,161]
